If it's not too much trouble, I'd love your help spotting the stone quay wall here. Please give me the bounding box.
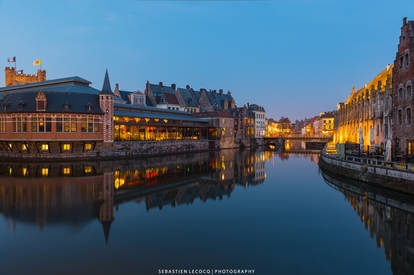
[0,139,209,161]
[319,153,414,194]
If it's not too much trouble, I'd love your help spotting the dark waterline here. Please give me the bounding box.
[0,150,411,275]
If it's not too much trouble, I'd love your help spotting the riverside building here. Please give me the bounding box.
[0,68,209,159]
[392,17,414,156]
[334,65,393,151]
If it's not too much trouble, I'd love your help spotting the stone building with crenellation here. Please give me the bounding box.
[5,67,46,87]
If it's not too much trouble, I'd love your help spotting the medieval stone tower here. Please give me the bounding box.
[99,70,114,143]
[5,67,46,87]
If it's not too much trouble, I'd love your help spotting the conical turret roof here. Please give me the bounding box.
[100,69,113,95]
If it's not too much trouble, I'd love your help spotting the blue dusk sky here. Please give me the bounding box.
[0,0,412,120]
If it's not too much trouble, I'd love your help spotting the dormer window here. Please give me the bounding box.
[86,103,93,111]
[35,90,47,112]
[18,102,26,109]
[63,103,71,110]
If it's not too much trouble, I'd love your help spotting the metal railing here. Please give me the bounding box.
[322,145,414,173]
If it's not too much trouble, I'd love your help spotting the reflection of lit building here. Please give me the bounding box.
[0,149,269,243]
[323,172,414,275]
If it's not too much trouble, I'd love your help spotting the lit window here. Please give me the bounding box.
[62,144,71,151]
[22,144,27,151]
[85,143,92,151]
[84,166,92,174]
[22,168,28,176]
[63,167,71,175]
[41,144,49,151]
[41,168,48,176]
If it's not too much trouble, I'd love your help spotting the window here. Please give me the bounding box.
[57,117,77,133]
[93,118,100,132]
[63,168,71,175]
[407,85,412,98]
[12,116,27,133]
[22,144,27,151]
[0,117,6,132]
[56,118,62,132]
[81,118,87,132]
[84,166,92,174]
[41,168,48,176]
[62,144,71,151]
[406,53,410,67]
[31,116,51,132]
[84,143,92,151]
[407,108,412,125]
[398,109,403,125]
[376,125,379,136]
[41,144,49,151]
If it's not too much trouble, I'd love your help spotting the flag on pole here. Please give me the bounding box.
[8,57,16,63]
[17,70,23,75]
[33,59,41,66]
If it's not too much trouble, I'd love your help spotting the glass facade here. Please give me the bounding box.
[113,116,204,141]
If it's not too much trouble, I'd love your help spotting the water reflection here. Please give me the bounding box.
[0,150,274,242]
[321,170,414,275]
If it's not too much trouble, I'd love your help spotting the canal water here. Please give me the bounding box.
[0,150,412,275]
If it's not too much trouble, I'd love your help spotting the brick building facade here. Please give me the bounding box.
[392,17,414,156]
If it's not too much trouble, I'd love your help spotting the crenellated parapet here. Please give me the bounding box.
[5,67,46,87]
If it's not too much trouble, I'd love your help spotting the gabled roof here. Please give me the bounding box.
[206,91,234,110]
[177,88,198,107]
[163,93,179,105]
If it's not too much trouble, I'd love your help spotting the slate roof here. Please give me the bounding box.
[206,91,234,110]
[0,76,91,92]
[100,70,113,95]
[0,91,102,114]
[0,76,103,114]
[114,110,208,123]
[119,90,132,103]
[177,88,198,107]
[149,84,175,95]
[114,102,187,115]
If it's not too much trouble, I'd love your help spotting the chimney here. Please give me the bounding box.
[227,90,231,96]
[171,83,176,90]
[115,83,119,91]
[219,89,223,95]
[403,17,407,25]
[159,82,163,87]
[213,90,217,94]
[186,85,190,90]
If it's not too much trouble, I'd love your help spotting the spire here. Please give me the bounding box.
[101,69,113,95]
[101,221,112,244]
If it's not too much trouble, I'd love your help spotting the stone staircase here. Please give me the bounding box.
[325,142,337,155]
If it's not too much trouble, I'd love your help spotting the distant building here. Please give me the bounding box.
[145,81,236,113]
[192,111,235,149]
[247,104,266,139]
[320,111,335,137]
[113,83,145,106]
